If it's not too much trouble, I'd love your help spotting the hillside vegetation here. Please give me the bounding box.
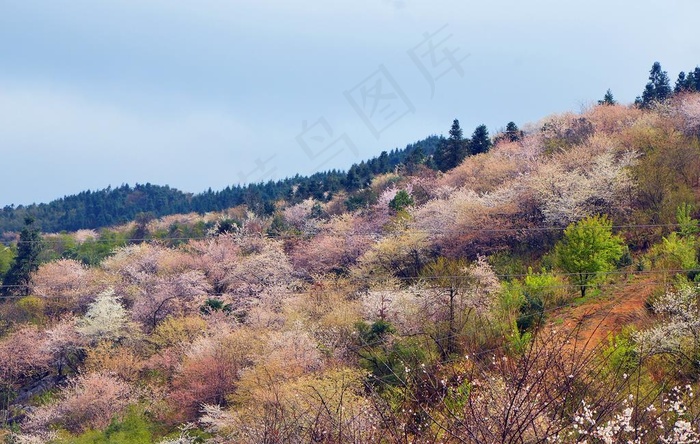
[2,64,700,443]
[0,139,442,233]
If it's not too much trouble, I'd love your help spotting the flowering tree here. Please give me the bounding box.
[0,326,51,388]
[415,256,501,360]
[530,149,638,226]
[635,284,700,364]
[222,241,293,298]
[168,330,257,422]
[77,288,132,343]
[677,92,700,137]
[24,372,134,433]
[42,318,85,376]
[283,198,321,235]
[200,369,380,444]
[131,270,211,330]
[32,259,98,316]
[290,214,373,277]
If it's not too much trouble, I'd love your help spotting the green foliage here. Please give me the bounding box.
[199,298,233,316]
[507,322,532,355]
[514,269,564,331]
[603,329,639,376]
[554,215,625,298]
[151,220,209,247]
[523,267,568,308]
[648,204,700,280]
[598,89,617,106]
[39,229,128,266]
[356,319,396,346]
[1,217,43,296]
[499,280,526,318]
[267,212,288,237]
[434,120,467,172]
[674,66,700,93]
[404,145,426,174]
[638,61,672,108]
[355,320,427,388]
[131,212,155,243]
[505,121,522,142]
[469,124,492,155]
[345,188,378,211]
[388,190,414,213]
[677,203,699,237]
[631,134,700,230]
[488,252,526,282]
[650,232,698,281]
[63,408,154,444]
[14,295,46,325]
[0,245,15,280]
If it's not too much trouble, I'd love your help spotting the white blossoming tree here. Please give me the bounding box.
[77,288,132,343]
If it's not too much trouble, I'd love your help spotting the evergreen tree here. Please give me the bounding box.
[405,145,426,174]
[691,67,700,92]
[434,120,467,172]
[433,136,451,172]
[505,121,522,142]
[675,72,689,93]
[377,151,390,173]
[388,190,414,212]
[598,89,616,106]
[1,217,43,297]
[344,165,363,191]
[469,124,492,155]
[676,67,700,93]
[639,62,672,108]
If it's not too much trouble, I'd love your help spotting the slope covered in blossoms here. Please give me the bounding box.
[2,93,700,443]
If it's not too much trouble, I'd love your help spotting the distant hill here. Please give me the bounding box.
[0,136,441,233]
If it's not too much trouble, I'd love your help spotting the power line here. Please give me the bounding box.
[0,267,688,292]
[0,221,689,245]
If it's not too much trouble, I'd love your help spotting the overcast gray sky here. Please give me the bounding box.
[1,0,699,206]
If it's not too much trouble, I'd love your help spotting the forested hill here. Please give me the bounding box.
[4,61,699,235]
[0,136,441,233]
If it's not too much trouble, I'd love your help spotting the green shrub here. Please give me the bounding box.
[64,408,153,444]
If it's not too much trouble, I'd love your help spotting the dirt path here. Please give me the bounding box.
[550,277,657,351]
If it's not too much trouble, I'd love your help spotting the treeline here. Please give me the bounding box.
[2,61,695,235]
[0,136,442,234]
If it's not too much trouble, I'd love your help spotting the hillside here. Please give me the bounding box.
[3,70,700,442]
[0,137,442,234]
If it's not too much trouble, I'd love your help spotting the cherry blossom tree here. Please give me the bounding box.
[77,288,133,343]
[24,372,134,433]
[168,330,257,421]
[31,259,99,316]
[130,270,211,330]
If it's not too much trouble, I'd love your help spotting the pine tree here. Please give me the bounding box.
[505,121,522,142]
[675,72,689,93]
[598,89,616,106]
[405,145,426,174]
[469,124,492,155]
[434,120,467,172]
[676,67,700,93]
[639,62,672,108]
[692,67,700,92]
[1,217,43,297]
[345,165,362,191]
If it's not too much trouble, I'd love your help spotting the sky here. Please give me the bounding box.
[1,0,699,207]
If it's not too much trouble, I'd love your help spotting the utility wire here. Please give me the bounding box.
[0,222,690,245]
